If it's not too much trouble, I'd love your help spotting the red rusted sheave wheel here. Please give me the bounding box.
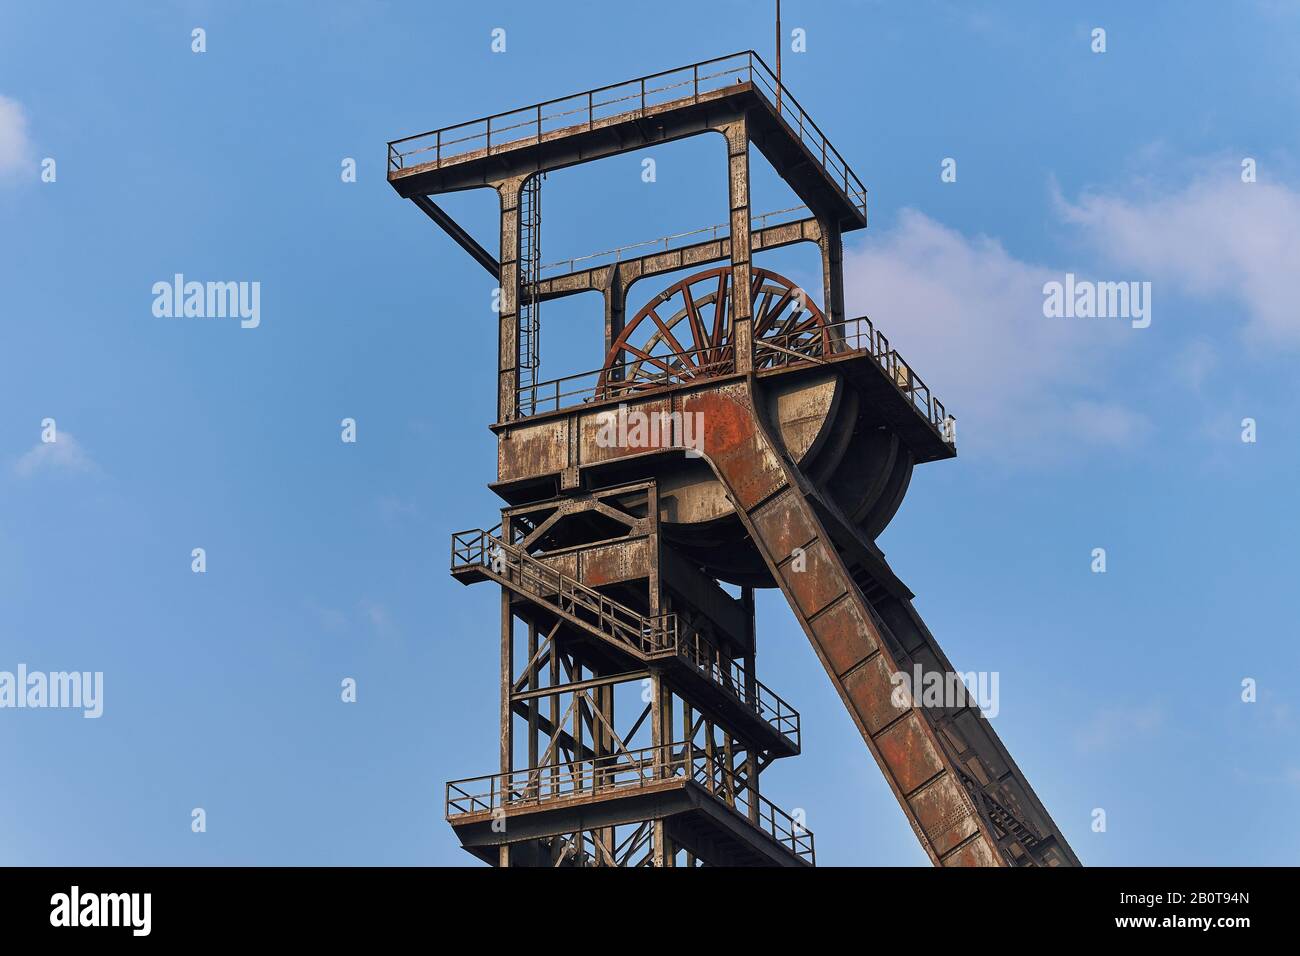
[596,266,831,398]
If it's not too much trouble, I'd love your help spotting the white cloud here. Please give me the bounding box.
[0,95,31,178]
[1056,175,1300,348]
[841,167,1300,459]
[377,494,420,525]
[842,209,1144,459]
[1076,703,1165,755]
[359,599,396,637]
[305,600,348,635]
[1065,400,1153,446]
[1171,338,1218,391]
[14,432,98,477]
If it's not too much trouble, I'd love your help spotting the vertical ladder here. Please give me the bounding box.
[518,175,542,410]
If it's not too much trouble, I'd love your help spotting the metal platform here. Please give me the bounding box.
[392,45,1078,868]
[490,315,956,512]
[451,528,801,757]
[388,51,866,231]
[446,743,814,867]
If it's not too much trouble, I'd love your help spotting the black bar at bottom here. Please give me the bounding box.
[0,865,1279,941]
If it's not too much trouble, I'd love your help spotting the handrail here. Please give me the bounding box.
[514,315,955,444]
[534,204,813,280]
[451,528,801,748]
[518,339,737,417]
[674,630,800,747]
[387,51,865,221]
[451,529,677,656]
[754,316,955,440]
[445,742,814,863]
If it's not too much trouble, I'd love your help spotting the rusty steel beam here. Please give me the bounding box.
[672,379,1079,866]
[470,367,1075,865]
[410,194,500,279]
[408,47,1073,869]
[529,217,822,304]
[387,54,867,230]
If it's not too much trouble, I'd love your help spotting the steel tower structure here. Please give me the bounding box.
[388,51,1079,867]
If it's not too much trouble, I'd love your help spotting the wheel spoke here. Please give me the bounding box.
[598,266,827,392]
[646,307,695,366]
[624,343,691,380]
[755,286,794,341]
[751,287,775,339]
[681,282,712,363]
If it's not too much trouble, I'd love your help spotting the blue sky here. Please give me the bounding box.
[1,0,1298,866]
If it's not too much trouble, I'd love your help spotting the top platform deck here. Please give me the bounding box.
[387,51,868,231]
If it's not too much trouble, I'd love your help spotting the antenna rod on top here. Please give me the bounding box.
[775,0,782,114]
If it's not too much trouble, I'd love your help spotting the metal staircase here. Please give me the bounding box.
[450,528,801,754]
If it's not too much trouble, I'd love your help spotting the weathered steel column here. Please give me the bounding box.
[742,585,761,824]
[527,621,539,770]
[496,175,525,422]
[598,681,615,864]
[604,269,626,383]
[651,677,672,867]
[818,215,845,326]
[548,641,560,803]
[721,118,753,372]
[500,516,515,781]
[497,513,515,867]
[647,478,669,866]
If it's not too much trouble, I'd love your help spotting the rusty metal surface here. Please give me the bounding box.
[536,537,650,588]
[447,753,813,867]
[459,317,1068,866]
[678,380,1078,866]
[388,52,867,230]
[400,47,1074,868]
[451,522,802,754]
[689,382,998,863]
[530,213,821,304]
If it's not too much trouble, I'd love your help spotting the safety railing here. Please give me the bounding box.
[742,53,867,216]
[451,529,802,747]
[685,745,813,863]
[754,316,953,439]
[518,340,736,417]
[387,51,865,221]
[445,742,814,863]
[447,744,660,816]
[535,204,813,281]
[451,529,678,657]
[674,630,800,749]
[514,314,953,444]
